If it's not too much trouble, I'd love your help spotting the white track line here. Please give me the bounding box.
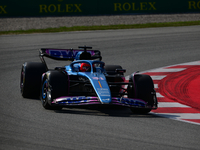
[151,75,166,80]
[156,92,164,98]
[179,61,200,65]
[158,102,191,108]
[154,84,158,89]
[147,68,186,72]
[154,113,200,119]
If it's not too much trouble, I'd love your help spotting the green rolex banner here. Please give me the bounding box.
[0,0,200,17]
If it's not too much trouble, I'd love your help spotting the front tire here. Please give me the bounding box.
[40,71,68,110]
[128,74,157,114]
[20,62,46,98]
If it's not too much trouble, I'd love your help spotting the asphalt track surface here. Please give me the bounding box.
[0,26,200,150]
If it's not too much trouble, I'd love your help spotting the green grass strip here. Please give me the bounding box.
[0,20,200,35]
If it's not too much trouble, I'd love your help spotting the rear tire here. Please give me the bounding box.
[41,71,68,110]
[128,74,156,114]
[20,62,46,98]
[105,65,123,75]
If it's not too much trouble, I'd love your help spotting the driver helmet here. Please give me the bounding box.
[80,63,91,72]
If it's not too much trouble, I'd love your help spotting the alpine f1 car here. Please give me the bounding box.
[20,46,158,113]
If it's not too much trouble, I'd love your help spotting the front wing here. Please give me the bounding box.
[52,96,157,109]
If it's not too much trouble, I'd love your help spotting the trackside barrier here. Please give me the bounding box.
[0,0,200,17]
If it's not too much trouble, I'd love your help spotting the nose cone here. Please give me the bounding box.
[79,71,112,104]
[96,87,112,104]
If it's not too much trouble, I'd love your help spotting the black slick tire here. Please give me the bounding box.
[128,74,156,114]
[104,65,123,75]
[41,70,68,110]
[20,62,46,98]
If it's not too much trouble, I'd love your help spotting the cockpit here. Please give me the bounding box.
[72,61,105,73]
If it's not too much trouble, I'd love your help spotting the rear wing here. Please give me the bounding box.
[39,48,102,61]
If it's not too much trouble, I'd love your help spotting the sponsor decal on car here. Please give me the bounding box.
[46,49,95,59]
[92,77,104,80]
[97,88,110,97]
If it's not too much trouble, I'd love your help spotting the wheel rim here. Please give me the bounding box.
[42,80,47,102]
[20,68,25,94]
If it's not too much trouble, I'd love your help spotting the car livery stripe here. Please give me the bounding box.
[52,96,149,108]
[98,81,102,88]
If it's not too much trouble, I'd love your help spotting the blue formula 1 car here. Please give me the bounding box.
[20,46,158,113]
